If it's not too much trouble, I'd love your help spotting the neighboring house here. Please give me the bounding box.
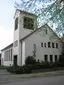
[1,9,63,66]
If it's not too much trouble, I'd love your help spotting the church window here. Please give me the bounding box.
[48,42,51,48]
[41,42,43,47]
[50,55,53,62]
[55,55,57,62]
[52,43,54,48]
[44,55,48,61]
[44,43,46,47]
[15,17,18,30]
[56,43,58,48]
[9,50,10,61]
[10,49,12,61]
[23,17,34,30]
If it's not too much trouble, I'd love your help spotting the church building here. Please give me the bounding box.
[1,9,63,66]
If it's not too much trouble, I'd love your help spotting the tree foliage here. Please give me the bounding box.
[25,56,36,65]
[15,0,64,34]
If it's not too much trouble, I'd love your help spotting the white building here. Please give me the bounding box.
[1,9,63,66]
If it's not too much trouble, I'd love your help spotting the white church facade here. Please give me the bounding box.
[1,9,63,66]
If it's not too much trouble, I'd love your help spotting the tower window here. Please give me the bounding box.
[23,17,34,30]
[15,17,18,30]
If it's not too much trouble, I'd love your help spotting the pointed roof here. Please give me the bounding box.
[1,43,13,51]
[20,24,63,43]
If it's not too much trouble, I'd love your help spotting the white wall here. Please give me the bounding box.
[13,10,21,66]
[19,12,37,40]
[3,61,13,66]
[23,25,62,62]
[13,10,20,55]
[13,10,37,66]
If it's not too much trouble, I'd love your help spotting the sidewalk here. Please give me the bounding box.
[0,70,11,75]
[0,70,64,84]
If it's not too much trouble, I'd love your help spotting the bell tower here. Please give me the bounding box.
[13,9,37,66]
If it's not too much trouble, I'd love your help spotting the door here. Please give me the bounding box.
[14,55,17,66]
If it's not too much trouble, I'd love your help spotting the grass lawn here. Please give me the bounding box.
[0,66,9,70]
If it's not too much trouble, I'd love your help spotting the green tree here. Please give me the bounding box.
[15,0,64,34]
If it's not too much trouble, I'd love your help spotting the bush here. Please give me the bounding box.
[7,65,32,74]
[35,61,51,69]
[7,66,23,74]
[24,65,35,69]
[22,65,32,74]
[58,55,64,67]
[53,56,64,67]
[28,61,53,69]
[25,56,36,65]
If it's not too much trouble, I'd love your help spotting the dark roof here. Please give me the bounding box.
[1,43,13,51]
[20,24,63,43]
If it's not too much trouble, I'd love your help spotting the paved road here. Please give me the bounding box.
[1,75,64,85]
[0,70,11,75]
[0,70,14,84]
[0,70,64,85]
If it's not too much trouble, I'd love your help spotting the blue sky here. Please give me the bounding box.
[0,0,16,50]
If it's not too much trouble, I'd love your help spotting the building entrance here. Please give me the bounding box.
[14,55,17,66]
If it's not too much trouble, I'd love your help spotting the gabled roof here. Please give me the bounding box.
[1,43,13,51]
[20,24,63,43]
